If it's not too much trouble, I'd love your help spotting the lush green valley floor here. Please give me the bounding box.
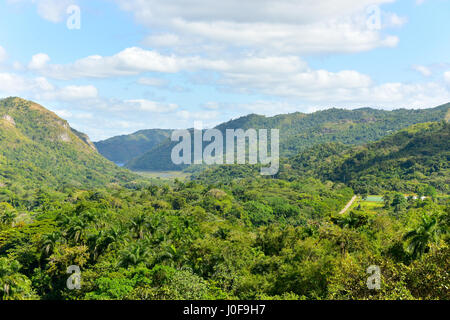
[0,98,448,300]
[0,176,448,300]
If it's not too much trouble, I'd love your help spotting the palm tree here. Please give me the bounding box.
[0,258,33,300]
[0,210,17,227]
[131,213,149,240]
[119,242,151,267]
[66,217,86,244]
[88,227,124,261]
[41,232,61,257]
[154,243,183,267]
[403,214,439,259]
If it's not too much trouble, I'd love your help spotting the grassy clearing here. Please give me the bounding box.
[135,171,190,180]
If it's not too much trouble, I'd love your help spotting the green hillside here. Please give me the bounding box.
[0,97,139,190]
[125,104,449,171]
[283,121,450,194]
[0,98,448,301]
[95,129,172,164]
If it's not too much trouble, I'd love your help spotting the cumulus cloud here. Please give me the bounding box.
[27,48,180,79]
[26,47,383,102]
[219,69,372,97]
[117,0,394,26]
[117,0,400,55]
[26,46,450,110]
[28,53,51,69]
[164,19,398,55]
[26,47,310,79]
[0,72,97,102]
[0,72,53,93]
[28,47,317,79]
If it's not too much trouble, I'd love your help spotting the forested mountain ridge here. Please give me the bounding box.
[282,121,450,194]
[94,129,172,164]
[0,98,448,301]
[125,103,450,171]
[0,97,139,190]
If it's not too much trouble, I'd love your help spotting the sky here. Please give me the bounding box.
[0,0,450,141]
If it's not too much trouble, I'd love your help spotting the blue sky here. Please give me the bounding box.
[1,0,450,140]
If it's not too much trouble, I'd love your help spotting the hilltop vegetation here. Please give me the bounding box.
[0,98,448,301]
[124,104,449,171]
[94,129,172,164]
[282,121,450,194]
[0,97,140,191]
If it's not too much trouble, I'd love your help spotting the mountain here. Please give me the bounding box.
[94,129,172,165]
[0,97,139,189]
[125,103,450,171]
[283,121,450,193]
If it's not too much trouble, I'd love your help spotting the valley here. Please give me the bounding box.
[0,97,448,300]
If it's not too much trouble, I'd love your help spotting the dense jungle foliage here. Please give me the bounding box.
[0,97,448,300]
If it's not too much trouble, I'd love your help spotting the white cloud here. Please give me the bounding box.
[31,46,448,110]
[12,61,24,71]
[176,110,220,121]
[0,72,53,93]
[26,47,311,79]
[7,0,76,23]
[445,71,450,84]
[0,46,7,63]
[237,101,300,115]
[54,109,93,119]
[117,0,394,26]
[20,46,450,115]
[27,47,180,79]
[0,72,97,102]
[117,0,400,55]
[348,82,450,108]
[384,13,407,27]
[28,46,319,80]
[137,77,168,87]
[143,34,184,47]
[202,102,220,110]
[39,85,98,101]
[28,53,50,69]
[230,81,450,117]
[126,99,179,113]
[218,68,373,98]
[166,19,398,55]
[413,65,432,77]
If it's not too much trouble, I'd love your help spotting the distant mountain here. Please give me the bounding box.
[94,129,172,164]
[125,103,450,171]
[0,97,138,189]
[284,121,450,193]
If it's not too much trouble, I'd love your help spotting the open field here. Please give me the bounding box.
[344,195,385,214]
[135,170,190,180]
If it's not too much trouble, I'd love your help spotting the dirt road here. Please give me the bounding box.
[339,195,357,214]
